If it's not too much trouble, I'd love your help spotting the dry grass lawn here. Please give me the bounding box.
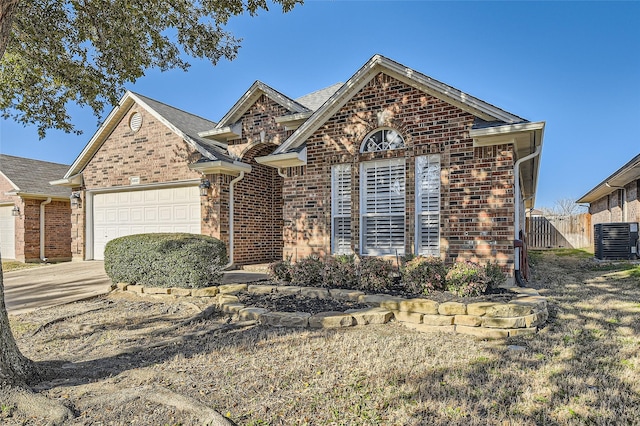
[5,250,640,425]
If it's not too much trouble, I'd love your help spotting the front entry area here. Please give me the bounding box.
[90,186,201,260]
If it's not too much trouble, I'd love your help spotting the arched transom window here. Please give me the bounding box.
[361,128,405,153]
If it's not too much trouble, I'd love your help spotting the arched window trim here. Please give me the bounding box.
[360,128,405,153]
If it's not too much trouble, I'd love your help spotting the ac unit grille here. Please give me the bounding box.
[594,223,639,260]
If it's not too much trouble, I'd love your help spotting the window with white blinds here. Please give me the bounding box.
[360,158,406,255]
[415,154,440,256]
[331,164,352,254]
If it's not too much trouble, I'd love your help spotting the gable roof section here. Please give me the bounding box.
[273,54,528,155]
[577,152,640,203]
[59,91,231,182]
[295,82,344,111]
[199,81,310,142]
[0,154,71,198]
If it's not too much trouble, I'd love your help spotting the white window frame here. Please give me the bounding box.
[360,158,406,256]
[415,154,440,256]
[331,164,352,254]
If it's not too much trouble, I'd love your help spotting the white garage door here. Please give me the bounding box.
[92,186,201,260]
[0,206,16,260]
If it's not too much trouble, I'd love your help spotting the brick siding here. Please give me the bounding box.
[280,73,516,272]
[590,179,640,226]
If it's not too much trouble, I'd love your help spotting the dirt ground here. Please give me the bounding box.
[5,251,640,425]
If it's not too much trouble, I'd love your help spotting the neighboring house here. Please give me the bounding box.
[577,153,640,225]
[54,55,545,282]
[0,154,71,262]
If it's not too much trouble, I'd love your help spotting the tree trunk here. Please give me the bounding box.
[0,252,37,386]
[0,0,19,57]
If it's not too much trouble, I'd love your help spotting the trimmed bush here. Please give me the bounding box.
[445,261,489,297]
[401,256,447,294]
[323,254,358,289]
[485,262,507,289]
[290,255,324,287]
[358,257,395,292]
[268,258,293,283]
[104,233,227,288]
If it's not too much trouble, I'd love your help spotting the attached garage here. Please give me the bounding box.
[0,205,16,259]
[90,185,201,260]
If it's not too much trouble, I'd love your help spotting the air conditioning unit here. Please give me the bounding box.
[594,222,639,260]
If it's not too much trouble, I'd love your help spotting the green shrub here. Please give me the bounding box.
[485,262,506,289]
[358,257,394,292]
[104,233,227,288]
[268,257,293,282]
[401,256,447,294]
[446,261,489,297]
[290,255,324,287]
[323,254,358,289]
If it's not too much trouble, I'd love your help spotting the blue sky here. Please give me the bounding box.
[1,1,638,209]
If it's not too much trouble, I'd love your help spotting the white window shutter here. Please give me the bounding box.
[331,164,352,254]
[416,154,440,256]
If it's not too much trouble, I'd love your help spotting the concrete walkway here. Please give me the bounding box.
[4,261,269,315]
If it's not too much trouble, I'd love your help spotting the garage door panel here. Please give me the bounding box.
[93,186,201,260]
[0,206,16,259]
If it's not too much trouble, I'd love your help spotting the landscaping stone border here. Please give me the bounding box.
[113,282,548,339]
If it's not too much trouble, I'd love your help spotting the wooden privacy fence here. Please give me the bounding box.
[526,213,592,250]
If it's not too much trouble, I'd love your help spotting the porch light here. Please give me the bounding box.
[70,191,81,208]
[199,179,211,197]
[11,205,20,217]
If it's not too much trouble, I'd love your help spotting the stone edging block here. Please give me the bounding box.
[115,283,548,337]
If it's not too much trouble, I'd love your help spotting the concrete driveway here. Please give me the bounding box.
[4,261,112,315]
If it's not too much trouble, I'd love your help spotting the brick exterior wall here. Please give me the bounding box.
[279,73,516,272]
[1,171,71,262]
[74,106,206,260]
[589,179,640,226]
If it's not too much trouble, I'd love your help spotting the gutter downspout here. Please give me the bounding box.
[223,172,245,270]
[605,183,627,222]
[513,144,542,275]
[40,197,52,262]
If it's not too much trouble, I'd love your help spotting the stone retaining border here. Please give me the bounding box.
[112,282,548,339]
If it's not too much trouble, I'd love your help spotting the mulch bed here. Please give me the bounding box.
[237,285,518,315]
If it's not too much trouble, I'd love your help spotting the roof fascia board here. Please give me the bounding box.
[50,173,83,187]
[198,122,242,142]
[188,160,252,176]
[275,55,526,155]
[214,81,309,130]
[12,192,70,201]
[274,112,313,130]
[255,148,307,168]
[577,153,640,203]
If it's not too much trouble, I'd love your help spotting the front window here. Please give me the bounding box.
[361,128,405,153]
[360,158,406,255]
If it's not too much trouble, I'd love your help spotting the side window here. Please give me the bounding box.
[331,164,352,254]
[416,155,441,256]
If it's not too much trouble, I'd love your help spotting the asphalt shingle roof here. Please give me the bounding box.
[0,154,71,197]
[295,82,343,111]
[132,93,234,162]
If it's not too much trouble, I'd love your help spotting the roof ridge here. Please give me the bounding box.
[294,82,344,101]
[0,153,70,168]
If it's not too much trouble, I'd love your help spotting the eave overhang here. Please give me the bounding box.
[198,123,241,143]
[188,160,252,176]
[577,153,640,204]
[255,147,307,168]
[274,112,313,131]
[7,191,70,201]
[471,121,545,209]
[50,174,83,187]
